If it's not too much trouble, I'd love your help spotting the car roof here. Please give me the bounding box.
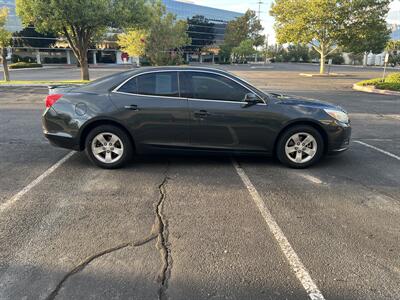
[76,66,234,93]
[131,66,232,75]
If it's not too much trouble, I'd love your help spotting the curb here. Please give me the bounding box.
[352,84,400,96]
[0,84,50,87]
[299,73,349,77]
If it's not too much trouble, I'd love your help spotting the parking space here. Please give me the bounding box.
[0,63,399,299]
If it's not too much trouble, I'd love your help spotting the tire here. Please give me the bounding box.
[85,125,133,169]
[276,125,324,169]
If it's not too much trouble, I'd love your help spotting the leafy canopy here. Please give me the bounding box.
[220,10,264,60]
[16,0,152,79]
[271,0,391,54]
[138,3,191,65]
[16,0,150,35]
[270,0,391,73]
[232,39,256,59]
[0,8,11,49]
[118,29,148,57]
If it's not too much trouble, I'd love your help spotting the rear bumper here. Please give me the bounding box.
[44,132,80,151]
[42,107,80,151]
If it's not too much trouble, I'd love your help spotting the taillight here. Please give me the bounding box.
[45,94,63,108]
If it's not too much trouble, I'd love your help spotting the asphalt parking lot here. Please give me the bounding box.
[0,63,399,300]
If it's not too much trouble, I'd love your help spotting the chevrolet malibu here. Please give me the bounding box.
[42,67,351,169]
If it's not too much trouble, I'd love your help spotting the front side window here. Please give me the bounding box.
[118,72,179,97]
[180,72,251,102]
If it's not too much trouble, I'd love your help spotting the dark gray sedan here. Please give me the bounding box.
[42,66,351,169]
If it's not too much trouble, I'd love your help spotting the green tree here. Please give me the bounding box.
[144,4,191,65]
[220,10,264,62]
[386,40,400,67]
[286,44,311,62]
[270,0,391,74]
[16,0,151,80]
[117,29,147,58]
[118,4,190,66]
[0,8,11,82]
[12,26,56,49]
[340,0,391,65]
[232,39,256,63]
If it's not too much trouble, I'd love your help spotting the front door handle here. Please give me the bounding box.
[124,104,140,111]
[194,110,210,118]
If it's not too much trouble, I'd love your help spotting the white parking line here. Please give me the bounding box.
[232,159,325,300]
[0,151,75,213]
[354,141,400,161]
[296,173,324,185]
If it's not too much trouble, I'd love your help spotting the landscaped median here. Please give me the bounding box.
[353,73,400,96]
[0,80,89,87]
[9,62,43,69]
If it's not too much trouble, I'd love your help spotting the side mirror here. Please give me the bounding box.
[244,93,259,104]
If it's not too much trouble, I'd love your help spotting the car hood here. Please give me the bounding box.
[270,93,346,112]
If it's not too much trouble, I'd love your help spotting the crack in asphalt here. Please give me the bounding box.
[156,166,172,300]
[46,164,172,300]
[45,234,157,300]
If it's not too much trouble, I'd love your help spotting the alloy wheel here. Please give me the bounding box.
[91,132,124,164]
[285,132,317,164]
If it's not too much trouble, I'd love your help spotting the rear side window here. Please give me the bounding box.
[118,72,179,97]
[118,77,138,94]
[180,72,250,102]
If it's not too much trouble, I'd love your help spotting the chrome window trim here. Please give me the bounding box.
[111,69,266,105]
[188,98,267,106]
[113,90,187,100]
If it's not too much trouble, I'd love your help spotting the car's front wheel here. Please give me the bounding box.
[277,125,324,168]
[85,125,133,169]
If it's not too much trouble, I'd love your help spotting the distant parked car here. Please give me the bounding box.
[42,67,351,169]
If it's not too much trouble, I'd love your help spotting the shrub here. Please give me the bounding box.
[375,82,400,91]
[11,54,37,63]
[9,62,43,69]
[327,52,344,65]
[356,78,384,86]
[356,74,400,91]
[385,72,400,83]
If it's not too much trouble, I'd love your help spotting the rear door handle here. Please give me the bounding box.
[124,104,140,111]
[194,110,210,118]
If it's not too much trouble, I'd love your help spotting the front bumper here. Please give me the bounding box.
[325,121,352,154]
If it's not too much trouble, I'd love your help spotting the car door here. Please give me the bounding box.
[180,71,277,153]
[110,71,190,151]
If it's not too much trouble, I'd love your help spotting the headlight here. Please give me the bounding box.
[324,109,349,123]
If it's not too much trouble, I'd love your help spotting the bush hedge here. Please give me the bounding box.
[385,72,400,83]
[356,72,400,91]
[11,54,37,63]
[9,62,43,69]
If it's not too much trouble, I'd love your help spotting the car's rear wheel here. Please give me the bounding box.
[277,125,324,168]
[85,125,133,169]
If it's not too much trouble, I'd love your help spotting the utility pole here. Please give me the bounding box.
[257,0,263,19]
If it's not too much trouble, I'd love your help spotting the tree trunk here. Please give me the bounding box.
[319,52,326,74]
[363,51,367,67]
[79,54,90,81]
[1,48,10,82]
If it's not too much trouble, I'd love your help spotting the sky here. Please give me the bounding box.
[191,0,400,44]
